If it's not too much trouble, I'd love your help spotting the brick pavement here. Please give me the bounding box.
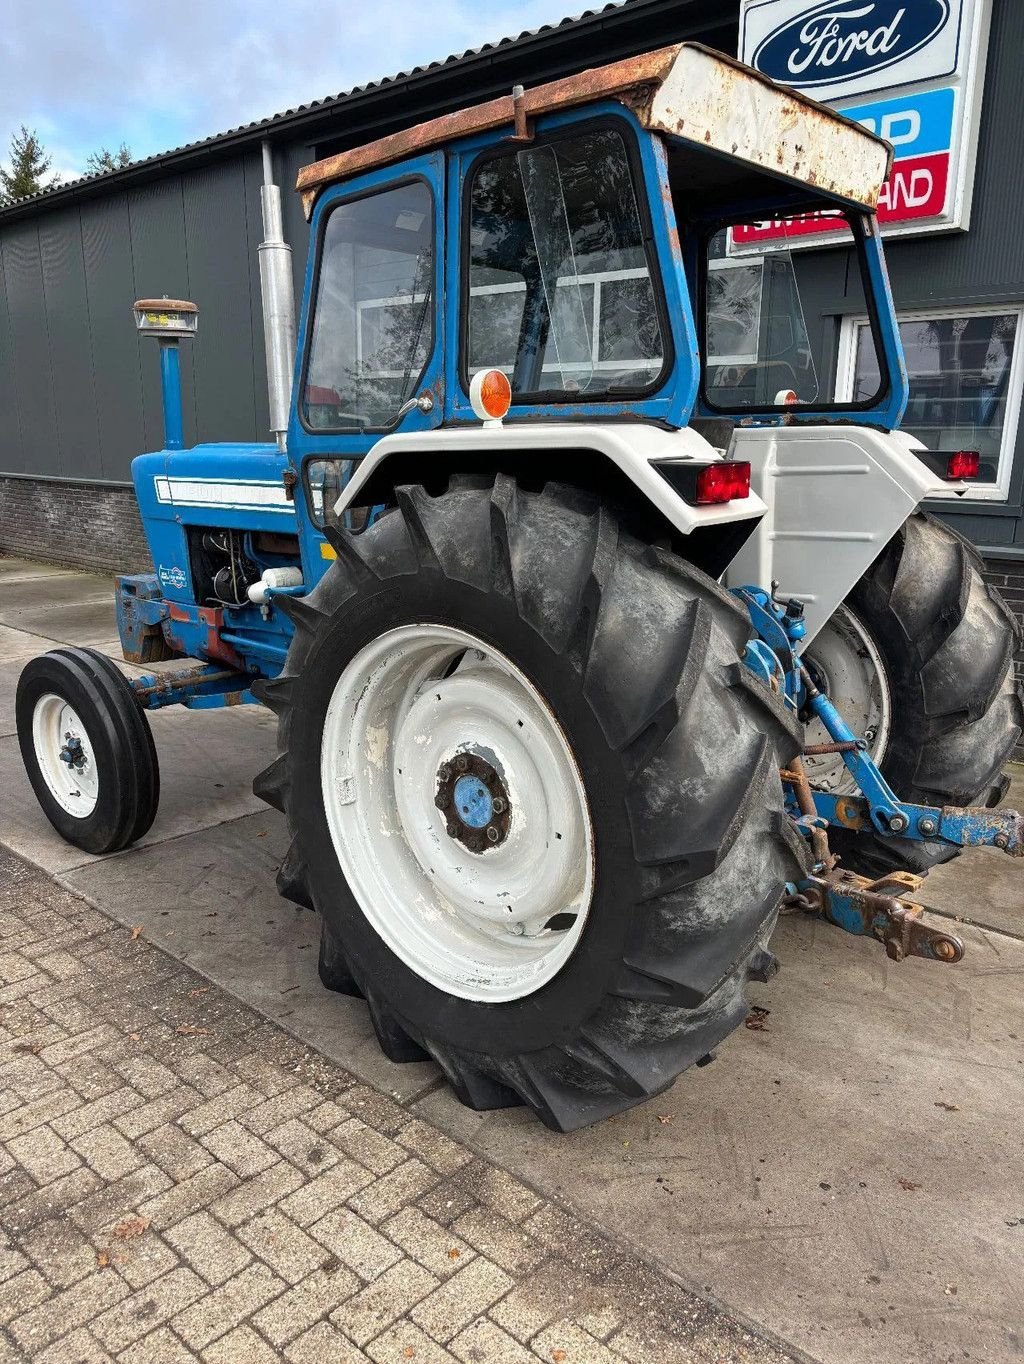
[0,846,794,1364]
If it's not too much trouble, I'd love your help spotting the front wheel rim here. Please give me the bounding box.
[320,624,595,1003]
[32,693,100,818]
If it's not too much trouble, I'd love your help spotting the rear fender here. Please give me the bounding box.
[724,425,963,643]
[334,423,766,580]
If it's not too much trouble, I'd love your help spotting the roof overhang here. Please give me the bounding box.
[297,42,891,219]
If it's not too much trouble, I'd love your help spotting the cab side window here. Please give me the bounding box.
[303,180,434,431]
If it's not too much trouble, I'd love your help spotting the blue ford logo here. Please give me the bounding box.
[752,1,950,88]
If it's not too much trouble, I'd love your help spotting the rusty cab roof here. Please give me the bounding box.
[296,43,892,221]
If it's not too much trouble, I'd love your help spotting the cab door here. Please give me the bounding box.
[286,152,445,580]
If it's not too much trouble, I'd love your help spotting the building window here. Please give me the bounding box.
[837,306,1024,501]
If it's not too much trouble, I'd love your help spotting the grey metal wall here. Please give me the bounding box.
[0,139,313,484]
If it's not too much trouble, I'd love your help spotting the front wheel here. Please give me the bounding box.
[16,648,160,855]
[255,474,809,1131]
[803,512,1023,877]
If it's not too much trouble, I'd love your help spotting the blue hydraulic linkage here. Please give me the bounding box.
[736,585,1024,966]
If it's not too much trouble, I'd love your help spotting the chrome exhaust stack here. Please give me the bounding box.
[258,141,297,451]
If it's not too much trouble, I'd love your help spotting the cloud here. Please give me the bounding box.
[0,0,590,176]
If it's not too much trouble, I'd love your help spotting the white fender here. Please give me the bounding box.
[724,425,963,642]
[333,422,766,537]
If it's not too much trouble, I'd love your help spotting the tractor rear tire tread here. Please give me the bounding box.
[833,512,1023,877]
[257,472,808,1131]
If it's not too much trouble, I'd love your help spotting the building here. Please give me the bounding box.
[1,0,1023,685]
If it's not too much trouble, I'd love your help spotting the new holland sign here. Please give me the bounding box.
[739,0,992,242]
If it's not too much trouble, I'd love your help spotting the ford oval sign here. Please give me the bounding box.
[752,1,951,90]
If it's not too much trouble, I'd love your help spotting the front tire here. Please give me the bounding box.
[805,512,1023,877]
[16,648,160,855]
[256,475,808,1131]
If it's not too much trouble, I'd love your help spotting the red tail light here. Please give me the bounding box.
[694,461,752,505]
[946,450,980,480]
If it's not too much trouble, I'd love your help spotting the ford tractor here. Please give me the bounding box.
[16,45,1023,1131]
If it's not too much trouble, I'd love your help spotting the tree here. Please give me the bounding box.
[85,142,132,175]
[0,125,60,204]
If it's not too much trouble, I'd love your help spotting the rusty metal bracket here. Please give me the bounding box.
[786,872,964,964]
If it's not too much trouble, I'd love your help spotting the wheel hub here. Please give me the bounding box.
[59,733,86,770]
[435,753,510,852]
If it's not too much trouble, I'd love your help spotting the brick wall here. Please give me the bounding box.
[982,558,1024,759]
[0,477,151,575]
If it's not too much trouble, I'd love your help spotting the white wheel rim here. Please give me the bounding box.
[31,693,100,818]
[802,605,891,794]
[320,625,594,1003]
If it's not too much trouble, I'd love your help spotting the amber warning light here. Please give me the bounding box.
[469,369,512,424]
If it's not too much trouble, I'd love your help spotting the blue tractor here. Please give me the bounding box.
[17,44,1023,1130]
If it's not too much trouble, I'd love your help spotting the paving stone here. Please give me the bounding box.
[202,1323,282,1364]
[138,1163,240,1230]
[241,1085,320,1137]
[69,1122,145,1182]
[165,1211,252,1288]
[450,1317,538,1364]
[114,1055,179,1100]
[451,1207,546,1278]
[206,1159,304,1228]
[112,1230,182,1291]
[0,1266,52,1325]
[171,1261,288,1351]
[411,1258,514,1344]
[118,1325,197,1363]
[533,1320,621,1364]
[4,1166,103,1236]
[199,1120,278,1178]
[21,1214,99,1288]
[347,1157,439,1226]
[333,1257,438,1347]
[309,1208,404,1283]
[177,1085,265,1139]
[367,1320,459,1364]
[0,1088,80,1142]
[7,1123,81,1183]
[304,1100,351,1136]
[237,1208,327,1284]
[34,1326,115,1362]
[285,1320,372,1362]
[91,1266,207,1351]
[381,1207,475,1281]
[396,1119,472,1175]
[253,1261,361,1347]
[487,1266,575,1345]
[9,1266,129,1351]
[264,1116,341,1176]
[172,1053,236,1099]
[114,1087,204,1141]
[68,1163,174,1237]
[330,1118,408,1176]
[51,1086,139,1141]
[278,1160,375,1228]
[137,1123,214,1181]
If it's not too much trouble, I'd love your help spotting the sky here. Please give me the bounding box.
[0,0,595,184]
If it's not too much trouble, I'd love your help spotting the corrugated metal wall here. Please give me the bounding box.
[0,140,312,483]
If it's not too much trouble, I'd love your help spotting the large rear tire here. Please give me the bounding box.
[805,512,1023,877]
[255,475,808,1131]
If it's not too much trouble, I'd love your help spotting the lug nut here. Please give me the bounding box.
[456,755,468,773]
[446,823,458,837]
[492,797,506,814]
[486,826,499,843]
[434,792,446,809]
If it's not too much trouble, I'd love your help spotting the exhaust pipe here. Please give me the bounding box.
[258,141,297,451]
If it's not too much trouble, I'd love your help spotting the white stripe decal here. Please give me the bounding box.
[154,476,295,514]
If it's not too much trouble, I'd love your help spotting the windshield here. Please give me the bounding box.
[703,212,884,413]
[465,126,667,399]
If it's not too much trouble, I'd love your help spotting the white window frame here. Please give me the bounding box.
[466,267,662,378]
[836,303,1024,503]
